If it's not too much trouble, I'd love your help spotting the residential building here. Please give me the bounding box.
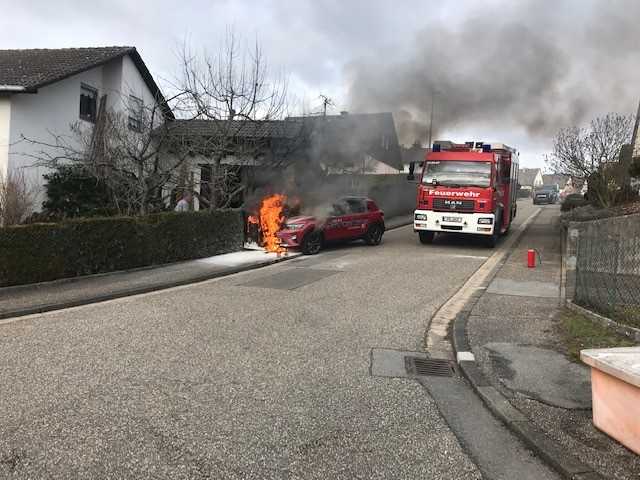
[400,143,429,174]
[0,47,173,207]
[518,168,544,191]
[1,47,403,213]
[542,174,569,189]
[168,113,404,209]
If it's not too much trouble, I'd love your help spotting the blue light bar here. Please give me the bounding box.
[432,143,441,152]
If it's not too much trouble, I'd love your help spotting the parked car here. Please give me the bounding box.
[533,184,559,204]
[277,196,385,255]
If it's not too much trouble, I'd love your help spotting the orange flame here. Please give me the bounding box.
[259,194,287,252]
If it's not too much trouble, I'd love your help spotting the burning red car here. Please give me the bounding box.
[276,196,385,255]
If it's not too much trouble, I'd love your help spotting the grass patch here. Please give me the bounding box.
[608,306,640,330]
[559,309,637,362]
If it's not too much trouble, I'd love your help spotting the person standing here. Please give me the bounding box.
[174,191,192,212]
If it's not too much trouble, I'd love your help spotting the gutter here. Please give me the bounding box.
[0,85,27,93]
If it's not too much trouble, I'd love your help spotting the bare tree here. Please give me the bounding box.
[21,94,192,216]
[0,170,35,226]
[546,113,634,207]
[176,30,302,209]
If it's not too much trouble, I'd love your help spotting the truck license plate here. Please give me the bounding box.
[443,216,462,223]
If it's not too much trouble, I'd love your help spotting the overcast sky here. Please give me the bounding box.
[2,0,639,169]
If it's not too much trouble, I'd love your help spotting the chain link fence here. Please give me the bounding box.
[575,214,640,315]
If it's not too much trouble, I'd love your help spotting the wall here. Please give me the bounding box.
[322,174,416,218]
[7,54,162,210]
[0,96,10,180]
[9,66,106,206]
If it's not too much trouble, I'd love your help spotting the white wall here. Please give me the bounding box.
[7,54,163,209]
[0,96,10,180]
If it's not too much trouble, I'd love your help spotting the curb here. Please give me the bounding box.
[451,213,606,480]
[0,218,414,322]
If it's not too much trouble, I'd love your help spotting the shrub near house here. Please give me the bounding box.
[0,210,243,287]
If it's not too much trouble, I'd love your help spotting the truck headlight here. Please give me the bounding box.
[478,218,493,225]
[415,213,427,221]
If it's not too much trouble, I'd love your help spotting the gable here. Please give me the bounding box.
[0,47,173,119]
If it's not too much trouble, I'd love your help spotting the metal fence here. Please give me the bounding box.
[575,214,640,312]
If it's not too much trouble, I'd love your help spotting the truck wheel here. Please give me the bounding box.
[301,231,322,255]
[364,223,384,245]
[419,231,435,244]
[486,210,502,247]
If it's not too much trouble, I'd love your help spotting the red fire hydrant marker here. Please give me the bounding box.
[527,249,536,268]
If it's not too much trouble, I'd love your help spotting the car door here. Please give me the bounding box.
[323,201,349,242]
[343,198,368,240]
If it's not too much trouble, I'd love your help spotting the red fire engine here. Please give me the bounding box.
[411,141,519,247]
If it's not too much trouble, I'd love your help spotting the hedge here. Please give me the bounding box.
[0,209,243,287]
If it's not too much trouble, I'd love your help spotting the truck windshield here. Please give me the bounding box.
[422,161,492,188]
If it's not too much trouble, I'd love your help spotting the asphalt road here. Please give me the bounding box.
[2,203,535,479]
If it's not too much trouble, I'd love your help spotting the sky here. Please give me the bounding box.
[2,0,639,169]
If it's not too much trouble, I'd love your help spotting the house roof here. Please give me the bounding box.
[542,174,569,187]
[169,112,404,170]
[518,168,542,186]
[168,119,304,139]
[289,112,403,170]
[0,46,174,119]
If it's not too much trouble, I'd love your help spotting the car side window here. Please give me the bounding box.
[331,202,347,216]
[346,199,365,214]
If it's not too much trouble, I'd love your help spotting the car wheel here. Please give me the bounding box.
[301,230,322,255]
[364,223,384,245]
[419,231,435,244]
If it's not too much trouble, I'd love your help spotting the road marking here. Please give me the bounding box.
[425,208,541,360]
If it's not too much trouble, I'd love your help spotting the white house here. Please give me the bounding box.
[0,47,173,207]
[518,167,544,192]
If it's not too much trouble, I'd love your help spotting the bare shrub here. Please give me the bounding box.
[0,170,35,226]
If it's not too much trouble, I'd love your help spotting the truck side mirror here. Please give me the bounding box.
[406,161,416,181]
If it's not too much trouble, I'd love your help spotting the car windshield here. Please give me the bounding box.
[538,185,557,192]
[422,161,492,188]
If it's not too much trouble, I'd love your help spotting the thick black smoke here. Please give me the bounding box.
[345,0,640,145]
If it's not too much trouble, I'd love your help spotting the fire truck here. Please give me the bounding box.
[410,141,519,247]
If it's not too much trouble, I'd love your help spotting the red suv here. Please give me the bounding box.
[277,196,385,255]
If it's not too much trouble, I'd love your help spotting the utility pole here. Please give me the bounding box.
[319,94,333,116]
[427,89,435,148]
[632,99,640,157]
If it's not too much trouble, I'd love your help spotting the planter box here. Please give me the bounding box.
[581,347,640,455]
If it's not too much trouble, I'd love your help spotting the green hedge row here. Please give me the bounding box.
[0,210,243,287]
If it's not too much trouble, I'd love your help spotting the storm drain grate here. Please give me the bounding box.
[404,356,455,377]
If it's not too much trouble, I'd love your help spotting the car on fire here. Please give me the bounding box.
[276,196,385,255]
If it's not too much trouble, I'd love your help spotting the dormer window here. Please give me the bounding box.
[79,84,98,123]
[128,95,144,132]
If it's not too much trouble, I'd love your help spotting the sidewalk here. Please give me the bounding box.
[0,214,413,321]
[464,206,640,479]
